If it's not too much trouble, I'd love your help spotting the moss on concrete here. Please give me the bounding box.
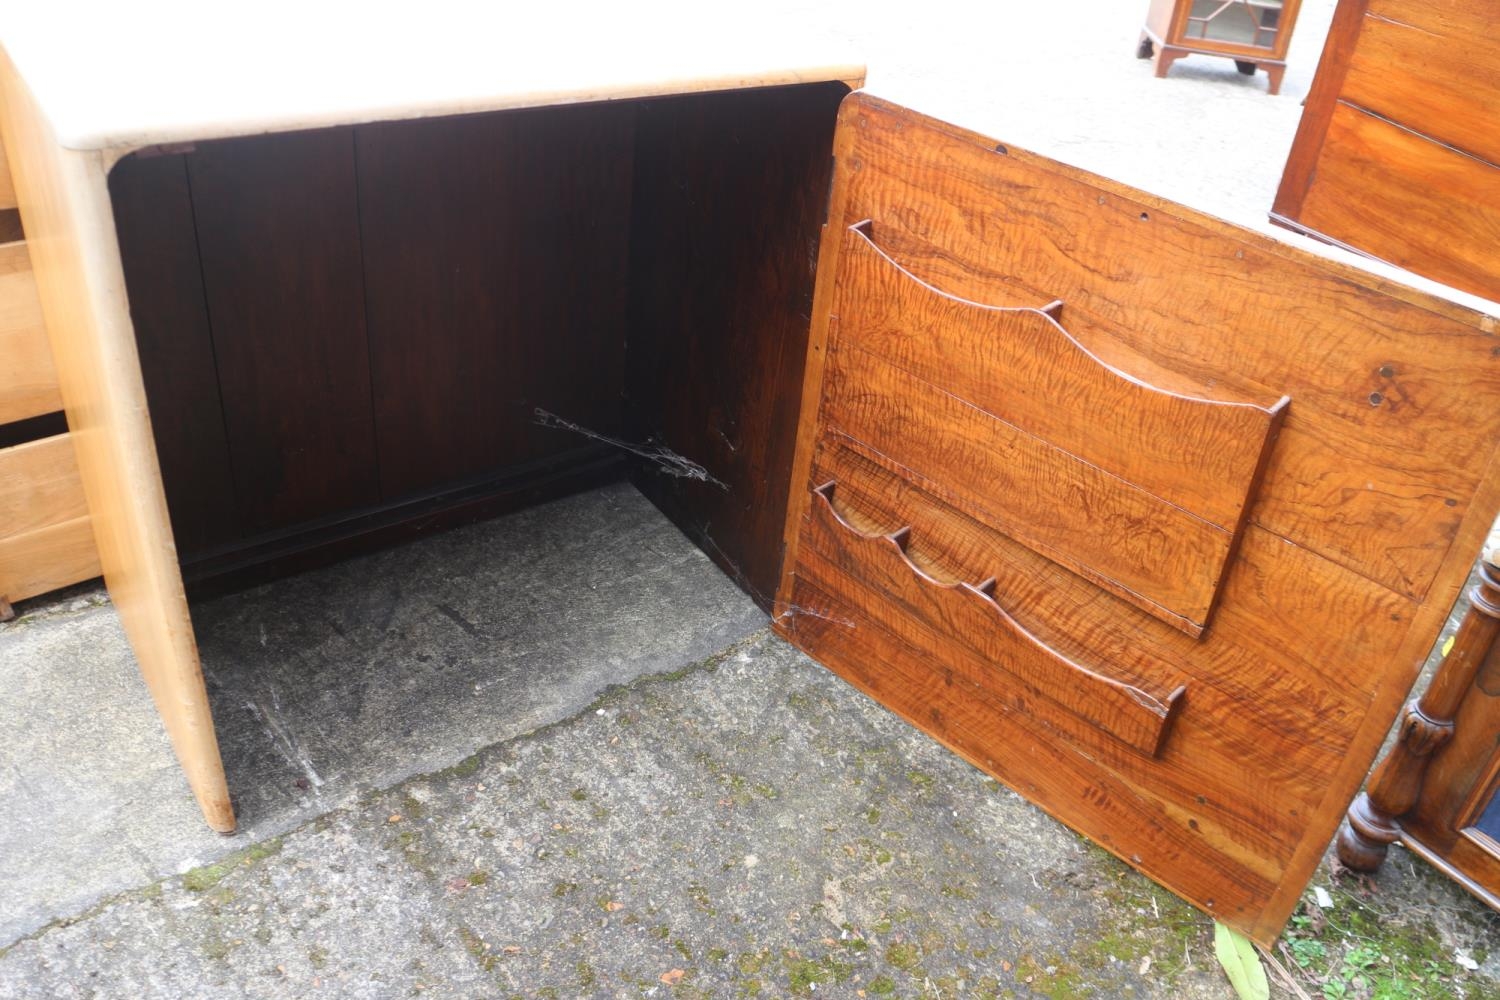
[181,836,284,893]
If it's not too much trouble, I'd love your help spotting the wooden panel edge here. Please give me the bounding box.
[1253,442,1500,941]
[0,50,235,834]
[774,91,861,625]
[848,91,1495,332]
[1271,0,1371,222]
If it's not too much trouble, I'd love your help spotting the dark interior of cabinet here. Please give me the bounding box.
[109,82,847,607]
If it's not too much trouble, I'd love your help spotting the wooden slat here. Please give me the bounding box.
[0,238,63,423]
[0,515,99,603]
[0,432,90,534]
[0,52,234,832]
[815,438,1410,711]
[0,432,98,601]
[1296,101,1500,304]
[837,224,1287,530]
[805,482,1186,756]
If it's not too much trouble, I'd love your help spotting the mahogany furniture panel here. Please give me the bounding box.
[109,153,240,558]
[777,94,1500,944]
[1273,0,1500,303]
[1338,526,1500,911]
[0,432,99,609]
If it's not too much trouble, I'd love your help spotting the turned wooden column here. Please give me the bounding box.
[1337,526,1500,871]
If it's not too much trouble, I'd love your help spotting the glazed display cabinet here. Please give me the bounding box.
[1140,0,1303,94]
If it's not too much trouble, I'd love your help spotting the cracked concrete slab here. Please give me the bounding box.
[0,633,1250,999]
[7,604,1495,997]
[0,483,763,947]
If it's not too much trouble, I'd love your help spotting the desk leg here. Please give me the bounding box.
[0,54,236,834]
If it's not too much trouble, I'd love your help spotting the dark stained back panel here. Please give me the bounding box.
[187,128,381,534]
[625,81,847,607]
[109,152,241,556]
[355,104,635,499]
[111,86,842,596]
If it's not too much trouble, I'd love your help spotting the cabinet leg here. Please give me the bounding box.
[1336,546,1500,871]
[1137,32,1154,60]
[1264,63,1287,96]
[1338,791,1401,870]
[1153,47,1185,80]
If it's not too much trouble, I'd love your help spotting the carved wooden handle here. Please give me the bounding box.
[812,481,1186,756]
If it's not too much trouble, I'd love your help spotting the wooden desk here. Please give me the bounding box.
[0,8,862,837]
[4,6,1499,947]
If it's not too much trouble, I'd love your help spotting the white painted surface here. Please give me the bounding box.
[1,0,862,153]
[4,0,1495,315]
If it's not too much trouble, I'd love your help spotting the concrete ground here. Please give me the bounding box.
[4,1,1499,997]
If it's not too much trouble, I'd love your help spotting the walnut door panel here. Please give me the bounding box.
[778,93,1500,944]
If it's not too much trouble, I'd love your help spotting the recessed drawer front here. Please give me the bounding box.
[778,93,1500,944]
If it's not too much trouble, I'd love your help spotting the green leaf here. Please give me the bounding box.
[1214,921,1270,1000]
